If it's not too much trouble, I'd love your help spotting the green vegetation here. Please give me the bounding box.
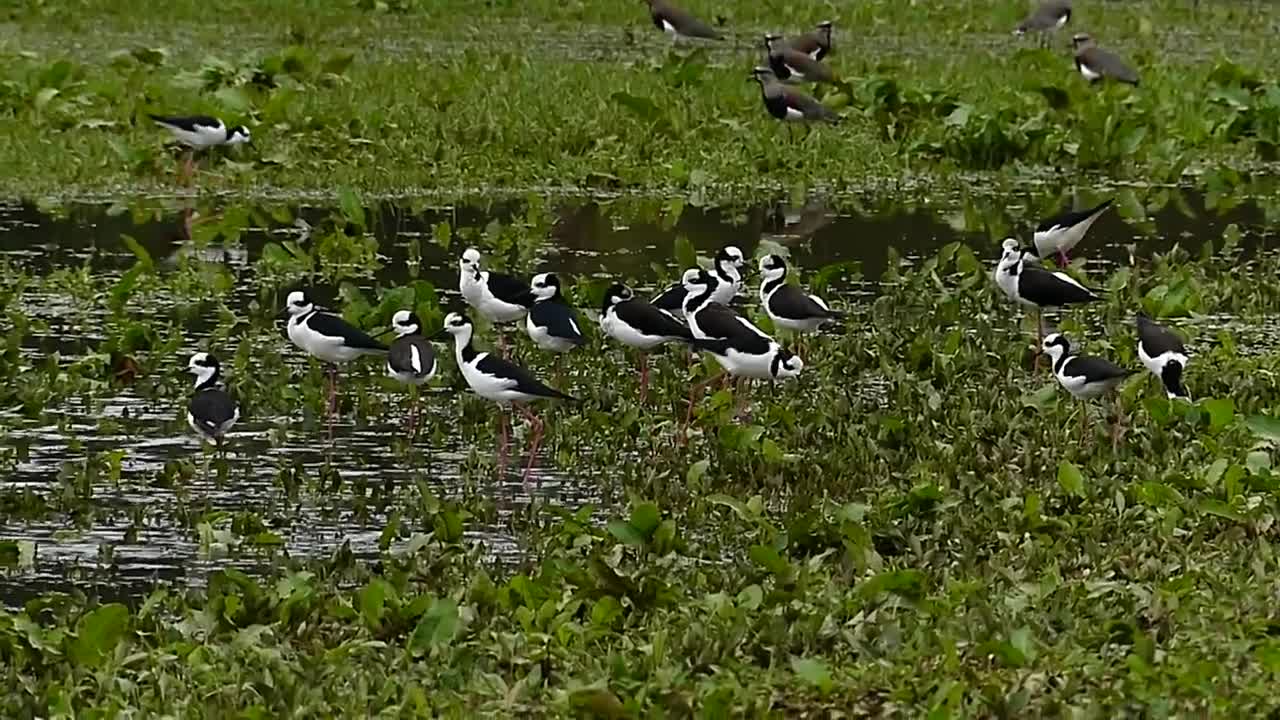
[4,191,1280,712]
[3,0,1280,198]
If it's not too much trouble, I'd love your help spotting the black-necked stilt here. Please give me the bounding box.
[683,269,803,421]
[993,239,1100,347]
[1136,314,1190,400]
[764,34,835,84]
[282,290,388,435]
[787,21,834,61]
[751,67,840,126]
[187,352,239,454]
[386,310,438,436]
[758,254,843,337]
[600,282,698,401]
[644,0,722,40]
[526,273,585,353]
[1014,0,1071,45]
[1032,198,1113,266]
[1073,34,1139,86]
[438,312,575,482]
[458,248,534,348]
[1042,332,1134,436]
[149,114,250,183]
[652,245,746,316]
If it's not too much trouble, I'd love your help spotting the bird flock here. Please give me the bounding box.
[168,0,1161,478]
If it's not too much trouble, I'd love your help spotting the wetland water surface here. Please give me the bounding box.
[0,188,1275,606]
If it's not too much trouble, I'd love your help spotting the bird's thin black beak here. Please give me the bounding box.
[429,328,448,341]
[374,327,397,339]
[275,308,289,320]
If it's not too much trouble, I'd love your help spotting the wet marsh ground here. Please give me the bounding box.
[6,0,1280,715]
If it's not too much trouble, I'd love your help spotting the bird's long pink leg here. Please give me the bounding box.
[683,372,725,432]
[639,353,649,403]
[1058,250,1069,267]
[327,365,338,441]
[518,404,543,487]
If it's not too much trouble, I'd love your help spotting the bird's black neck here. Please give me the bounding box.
[457,336,479,363]
[195,370,222,392]
[762,274,786,296]
[684,285,713,315]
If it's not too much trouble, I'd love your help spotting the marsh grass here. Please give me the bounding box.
[3,0,1280,198]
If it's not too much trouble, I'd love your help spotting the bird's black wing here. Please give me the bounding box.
[388,336,436,375]
[651,282,687,312]
[476,354,576,401]
[531,301,585,344]
[149,114,221,131]
[655,5,722,39]
[782,88,840,123]
[1019,267,1099,306]
[189,389,237,433]
[308,313,388,352]
[1137,316,1185,356]
[770,285,837,321]
[696,303,771,353]
[1036,198,1113,233]
[486,271,535,307]
[1063,355,1132,383]
[616,299,693,340]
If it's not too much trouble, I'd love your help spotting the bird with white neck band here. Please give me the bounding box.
[385,310,437,437]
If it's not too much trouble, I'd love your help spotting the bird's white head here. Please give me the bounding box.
[460,248,482,274]
[682,268,711,292]
[1041,333,1071,362]
[283,290,313,317]
[602,283,632,307]
[1072,33,1095,50]
[187,352,220,387]
[758,253,788,281]
[997,238,1026,270]
[720,245,746,270]
[226,125,251,145]
[530,272,561,302]
[763,33,783,50]
[441,312,473,339]
[391,310,421,337]
[772,348,805,379]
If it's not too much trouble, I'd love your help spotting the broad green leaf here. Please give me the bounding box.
[606,520,645,546]
[1057,461,1085,497]
[1204,398,1235,432]
[1245,415,1280,444]
[1196,498,1244,522]
[337,186,366,229]
[685,459,710,485]
[748,544,792,577]
[407,597,458,655]
[70,604,129,668]
[629,502,661,538]
[359,578,390,628]
[791,657,833,693]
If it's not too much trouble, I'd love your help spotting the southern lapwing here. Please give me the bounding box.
[758,254,843,341]
[993,239,1100,347]
[751,67,840,127]
[653,245,747,316]
[187,352,239,454]
[149,114,250,184]
[1042,332,1134,437]
[1136,314,1190,400]
[526,272,586,381]
[385,310,437,436]
[438,312,575,483]
[787,21,834,61]
[1014,0,1072,45]
[282,290,388,437]
[601,283,699,401]
[1032,198,1113,266]
[644,0,722,40]
[458,247,535,349]
[682,269,803,422]
[1073,34,1139,86]
[764,34,835,84]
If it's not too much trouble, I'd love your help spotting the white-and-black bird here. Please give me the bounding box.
[149,114,251,182]
[1014,0,1072,45]
[993,239,1100,345]
[282,290,388,433]
[683,269,804,419]
[458,248,534,347]
[751,67,840,126]
[438,312,575,482]
[1073,34,1139,86]
[1042,333,1134,434]
[1136,314,1190,400]
[600,282,699,400]
[787,21,834,61]
[1032,198,1113,265]
[653,245,747,315]
[764,34,835,84]
[525,273,585,353]
[187,352,239,452]
[386,310,438,435]
[758,254,843,335]
[644,0,722,40]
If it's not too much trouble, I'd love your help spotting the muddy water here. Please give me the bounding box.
[0,188,1273,606]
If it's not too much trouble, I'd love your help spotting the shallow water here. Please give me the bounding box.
[0,187,1275,606]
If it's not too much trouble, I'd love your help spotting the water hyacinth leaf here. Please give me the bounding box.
[629,502,661,538]
[590,596,624,629]
[1246,451,1271,474]
[685,459,710,486]
[607,520,645,547]
[1245,415,1280,444]
[213,86,252,113]
[337,186,366,229]
[70,603,129,668]
[791,657,833,693]
[1057,461,1086,497]
[568,688,628,719]
[1196,498,1244,522]
[859,569,926,600]
[1203,397,1235,432]
[407,597,459,655]
[748,544,792,577]
[359,578,390,628]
